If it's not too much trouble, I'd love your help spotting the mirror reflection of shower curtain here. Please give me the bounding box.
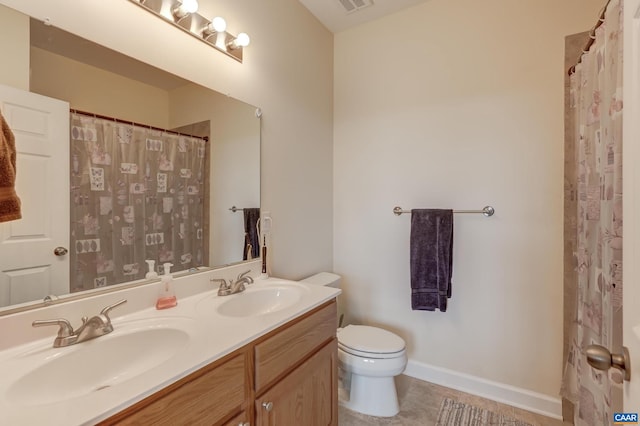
[69,112,207,292]
[561,1,624,424]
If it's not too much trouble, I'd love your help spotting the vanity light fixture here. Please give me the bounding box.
[128,0,250,62]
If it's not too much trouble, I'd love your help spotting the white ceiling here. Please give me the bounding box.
[298,0,431,33]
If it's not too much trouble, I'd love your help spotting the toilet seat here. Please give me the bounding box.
[337,325,405,359]
[339,343,406,359]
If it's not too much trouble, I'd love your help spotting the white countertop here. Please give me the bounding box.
[0,274,340,426]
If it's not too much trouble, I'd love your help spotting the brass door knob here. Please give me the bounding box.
[54,247,68,256]
[586,344,631,381]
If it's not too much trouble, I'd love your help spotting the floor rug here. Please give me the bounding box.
[436,398,534,426]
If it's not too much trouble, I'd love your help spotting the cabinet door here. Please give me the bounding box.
[255,339,337,426]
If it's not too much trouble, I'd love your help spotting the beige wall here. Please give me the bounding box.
[0,0,334,278]
[0,5,29,90]
[30,47,170,128]
[334,0,604,406]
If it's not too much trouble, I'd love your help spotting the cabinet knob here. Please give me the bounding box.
[238,423,249,426]
[262,401,274,412]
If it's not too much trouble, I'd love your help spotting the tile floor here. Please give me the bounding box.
[338,375,571,426]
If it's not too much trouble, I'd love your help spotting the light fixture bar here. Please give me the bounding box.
[128,0,248,63]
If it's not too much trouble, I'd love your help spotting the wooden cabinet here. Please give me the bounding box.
[255,340,337,426]
[101,300,337,426]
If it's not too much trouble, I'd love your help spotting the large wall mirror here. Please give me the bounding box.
[0,4,261,315]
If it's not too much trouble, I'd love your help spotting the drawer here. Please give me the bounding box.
[223,410,250,426]
[108,352,247,426]
[254,300,336,393]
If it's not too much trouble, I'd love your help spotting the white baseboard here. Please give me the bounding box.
[403,359,563,420]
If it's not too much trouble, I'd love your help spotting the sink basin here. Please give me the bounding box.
[6,320,191,406]
[215,285,303,317]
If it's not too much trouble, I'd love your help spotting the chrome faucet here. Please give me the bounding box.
[32,299,127,348]
[212,270,254,296]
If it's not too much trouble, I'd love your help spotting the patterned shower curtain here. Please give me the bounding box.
[69,112,207,292]
[561,1,624,424]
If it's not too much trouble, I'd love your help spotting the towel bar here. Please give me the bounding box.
[229,206,245,212]
[393,206,495,217]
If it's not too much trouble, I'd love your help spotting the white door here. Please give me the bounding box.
[0,84,69,307]
[624,0,640,412]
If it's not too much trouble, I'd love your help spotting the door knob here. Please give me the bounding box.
[586,344,631,381]
[262,401,273,411]
[54,247,68,256]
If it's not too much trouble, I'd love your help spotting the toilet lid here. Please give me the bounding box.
[337,325,405,355]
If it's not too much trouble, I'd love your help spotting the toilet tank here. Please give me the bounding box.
[300,272,341,288]
[301,272,343,326]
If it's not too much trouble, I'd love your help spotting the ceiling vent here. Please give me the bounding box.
[337,0,373,14]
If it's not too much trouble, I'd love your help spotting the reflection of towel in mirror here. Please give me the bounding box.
[0,111,21,223]
[243,208,260,260]
[410,209,453,312]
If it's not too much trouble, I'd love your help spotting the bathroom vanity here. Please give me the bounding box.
[0,265,340,426]
[103,301,337,425]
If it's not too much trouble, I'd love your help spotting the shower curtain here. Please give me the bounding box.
[561,1,624,424]
[69,112,207,292]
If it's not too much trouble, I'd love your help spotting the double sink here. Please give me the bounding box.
[0,278,327,424]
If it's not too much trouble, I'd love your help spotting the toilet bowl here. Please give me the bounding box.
[301,273,408,417]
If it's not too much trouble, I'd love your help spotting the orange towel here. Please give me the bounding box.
[0,111,21,222]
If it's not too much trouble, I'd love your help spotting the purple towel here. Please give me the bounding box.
[410,209,453,312]
[243,208,260,260]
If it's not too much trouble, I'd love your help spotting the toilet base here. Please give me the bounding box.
[340,374,400,417]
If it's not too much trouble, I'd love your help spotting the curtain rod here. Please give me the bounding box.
[70,108,209,142]
[568,0,611,76]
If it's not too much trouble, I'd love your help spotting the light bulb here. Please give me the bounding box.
[181,0,198,14]
[235,32,250,47]
[203,16,227,37]
[211,17,227,33]
[227,32,250,50]
[172,0,198,20]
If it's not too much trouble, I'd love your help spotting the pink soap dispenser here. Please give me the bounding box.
[155,262,177,310]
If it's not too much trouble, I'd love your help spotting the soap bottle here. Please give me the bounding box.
[145,260,158,279]
[155,263,177,310]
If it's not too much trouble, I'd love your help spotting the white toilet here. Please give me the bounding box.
[301,272,408,417]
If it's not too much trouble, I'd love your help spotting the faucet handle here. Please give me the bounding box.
[237,270,253,284]
[100,299,127,321]
[211,278,229,289]
[32,319,75,337]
